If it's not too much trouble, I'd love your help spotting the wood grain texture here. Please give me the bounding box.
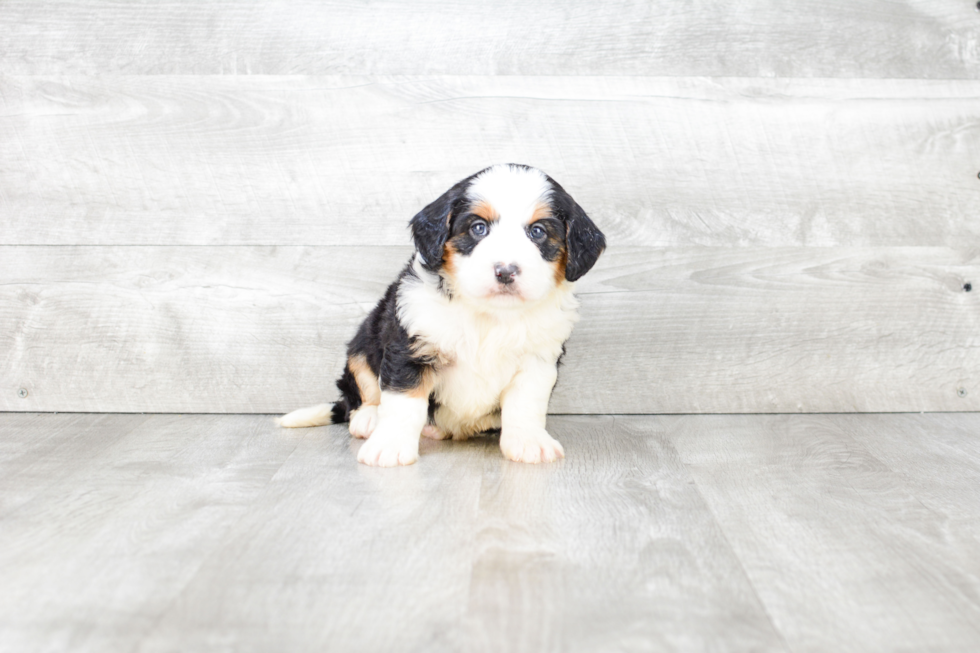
[0,414,301,652]
[666,413,980,652]
[464,416,784,652]
[3,75,979,247]
[0,414,787,652]
[572,246,980,413]
[0,413,152,515]
[0,245,404,414]
[137,419,488,653]
[1,245,976,414]
[827,413,980,542]
[1,1,978,78]
[4,413,980,651]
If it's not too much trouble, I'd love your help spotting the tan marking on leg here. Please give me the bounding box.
[405,367,435,400]
[349,354,381,406]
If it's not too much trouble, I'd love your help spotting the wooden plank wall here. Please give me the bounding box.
[1,1,978,414]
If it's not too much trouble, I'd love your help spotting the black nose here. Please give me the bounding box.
[494,263,520,285]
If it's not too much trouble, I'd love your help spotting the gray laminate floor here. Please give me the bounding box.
[1,413,979,652]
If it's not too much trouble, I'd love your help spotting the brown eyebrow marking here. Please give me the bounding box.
[471,200,500,223]
[526,202,553,225]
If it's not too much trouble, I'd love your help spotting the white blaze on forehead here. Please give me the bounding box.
[466,165,552,223]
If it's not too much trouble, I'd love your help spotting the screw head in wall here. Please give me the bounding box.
[958,388,968,398]
[17,388,28,398]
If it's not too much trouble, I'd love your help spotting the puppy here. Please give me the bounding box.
[279,164,605,466]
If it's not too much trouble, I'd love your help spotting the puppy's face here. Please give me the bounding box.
[411,165,606,308]
[444,168,566,305]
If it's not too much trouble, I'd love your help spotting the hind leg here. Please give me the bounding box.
[421,422,448,440]
[349,405,378,439]
[348,354,381,439]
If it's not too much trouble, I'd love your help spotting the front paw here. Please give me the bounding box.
[500,427,565,464]
[357,425,420,467]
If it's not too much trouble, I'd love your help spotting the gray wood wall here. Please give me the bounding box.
[2,1,978,414]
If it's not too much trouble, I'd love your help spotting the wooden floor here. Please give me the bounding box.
[2,413,979,652]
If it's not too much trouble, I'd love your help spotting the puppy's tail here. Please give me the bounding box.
[276,366,360,428]
[276,403,336,428]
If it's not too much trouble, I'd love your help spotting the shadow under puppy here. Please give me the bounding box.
[279,164,605,466]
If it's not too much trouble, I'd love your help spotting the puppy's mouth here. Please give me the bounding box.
[486,285,524,300]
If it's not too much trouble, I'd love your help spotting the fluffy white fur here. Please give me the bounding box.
[400,253,578,444]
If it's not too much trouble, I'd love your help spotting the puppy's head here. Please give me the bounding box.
[410,164,605,307]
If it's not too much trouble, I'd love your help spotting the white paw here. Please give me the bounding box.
[421,423,449,440]
[349,405,379,439]
[500,427,565,464]
[357,426,420,467]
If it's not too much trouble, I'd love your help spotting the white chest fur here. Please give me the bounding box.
[398,261,579,434]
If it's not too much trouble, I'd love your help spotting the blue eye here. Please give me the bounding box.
[529,224,547,240]
[470,221,488,237]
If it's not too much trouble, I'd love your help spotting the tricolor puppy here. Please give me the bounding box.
[279,164,605,467]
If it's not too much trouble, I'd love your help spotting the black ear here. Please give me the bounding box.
[549,179,605,282]
[409,174,477,273]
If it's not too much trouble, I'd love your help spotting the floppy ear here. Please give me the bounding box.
[409,178,469,273]
[549,180,606,282]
